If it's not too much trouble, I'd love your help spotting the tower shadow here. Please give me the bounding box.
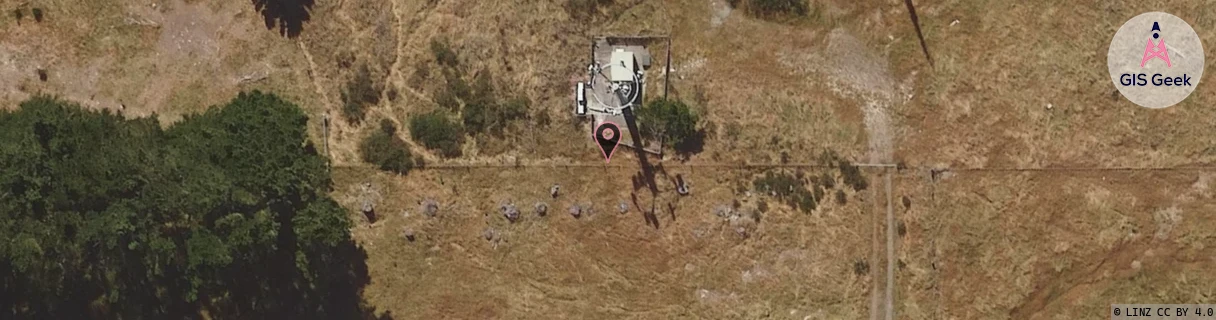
[251,0,315,38]
[622,107,662,229]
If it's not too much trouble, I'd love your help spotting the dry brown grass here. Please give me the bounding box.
[335,164,876,318]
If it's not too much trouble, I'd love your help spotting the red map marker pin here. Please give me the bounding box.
[594,122,621,163]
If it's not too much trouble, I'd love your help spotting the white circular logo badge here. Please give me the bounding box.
[1108,12,1204,109]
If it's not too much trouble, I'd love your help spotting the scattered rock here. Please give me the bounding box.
[617,201,629,214]
[676,174,691,196]
[402,228,416,242]
[420,198,439,217]
[361,199,376,223]
[501,202,520,223]
[550,184,561,198]
[713,205,733,219]
[728,209,758,238]
[482,228,504,248]
[534,202,548,216]
[1153,207,1182,240]
[568,204,583,219]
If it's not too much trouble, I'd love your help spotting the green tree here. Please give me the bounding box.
[0,92,381,319]
[635,98,700,148]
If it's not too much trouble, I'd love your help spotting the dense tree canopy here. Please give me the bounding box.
[0,92,383,319]
[635,98,700,149]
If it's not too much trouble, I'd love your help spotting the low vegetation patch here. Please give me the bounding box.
[753,171,824,213]
[839,159,868,191]
[564,0,615,19]
[430,40,529,140]
[409,110,464,157]
[360,119,414,174]
[430,38,459,68]
[340,64,380,124]
[728,0,809,20]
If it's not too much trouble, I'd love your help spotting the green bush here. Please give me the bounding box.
[435,88,459,111]
[459,70,528,136]
[444,69,472,102]
[750,0,807,18]
[636,98,700,148]
[564,0,615,19]
[341,64,380,123]
[409,110,463,157]
[501,97,530,122]
[430,38,458,67]
[360,119,414,174]
[840,160,868,191]
[729,0,808,19]
[753,171,819,213]
[461,100,490,133]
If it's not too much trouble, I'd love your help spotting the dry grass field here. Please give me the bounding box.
[3,0,1216,318]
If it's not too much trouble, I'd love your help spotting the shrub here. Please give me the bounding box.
[469,69,495,106]
[360,119,413,174]
[820,172,836,189]
[753,171,818,213]
[409,110,463,157]
[853,260,869,275]
[31,7,43,22]
[444,69,471,102]
[434,88,459,111]
[564,0,614,19]
[635,98,699,148]
[840,160,868,191]
[501,97,529,122]
[459,70,528,136]
[750,0,807,18]
[430,38,458,67]
[341,64,380,124]
[461,100,490,133]
[729,0,808,20]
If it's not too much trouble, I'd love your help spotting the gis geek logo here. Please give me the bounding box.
[1122,22,1190,86]
[1108,12,1204,109]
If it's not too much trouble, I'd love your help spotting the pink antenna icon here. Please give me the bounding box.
[1141,39,1172,68]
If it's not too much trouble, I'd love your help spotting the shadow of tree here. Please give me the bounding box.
[673,129,706,160]
[251,0,315,38]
